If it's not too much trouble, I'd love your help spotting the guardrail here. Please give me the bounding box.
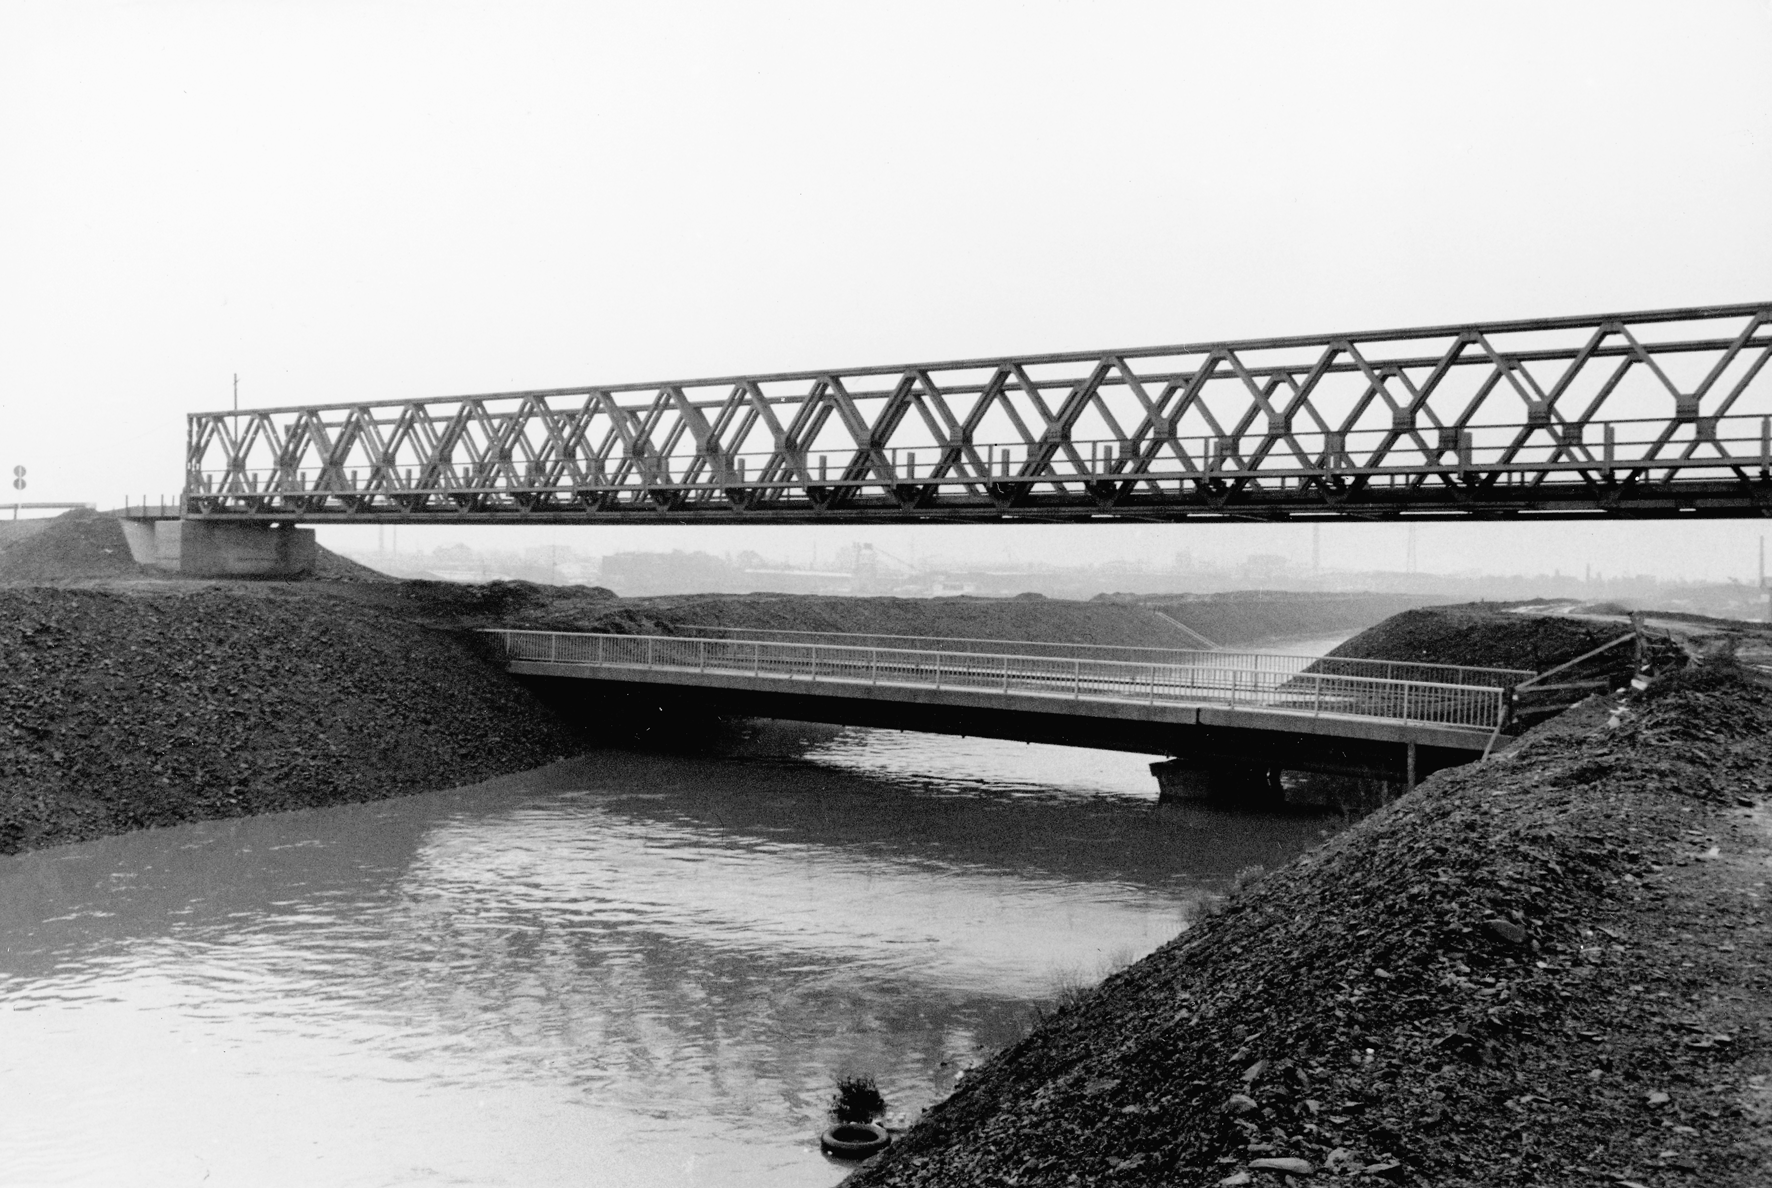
[670,624,1532,689]
[482,629,1507,732]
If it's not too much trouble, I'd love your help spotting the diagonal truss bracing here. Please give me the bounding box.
[184,301,1772,524]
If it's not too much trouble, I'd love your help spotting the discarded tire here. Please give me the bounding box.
[820,1122,890,1160]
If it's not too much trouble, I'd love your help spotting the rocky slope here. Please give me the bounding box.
[0,508,390,582]
[1328,603,1679,674]
[0,583,583,855]
[1128,593,1443,648]
[846,667,1772,1187]
[620,591,1197,648]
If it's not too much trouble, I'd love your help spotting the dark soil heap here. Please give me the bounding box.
[848,669,1772,1187]
[0,510,143,581]
[1329,604,1676,675]
[1132,593,1442,648]
[0,584,583,854]
[0,509,392,583]
[624,592,1194,648]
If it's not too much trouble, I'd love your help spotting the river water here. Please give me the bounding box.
[0,680,1349,1186]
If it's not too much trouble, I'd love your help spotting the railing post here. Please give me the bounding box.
[872,648,878,685]
[647,636,654,669]
[700,639,707,673]
[598,635,605,665]
[935,651,942,690]
[755,640,761,676]
[1002,654,1009,693]
[550,633,558,662]
[1074,659,1080,700]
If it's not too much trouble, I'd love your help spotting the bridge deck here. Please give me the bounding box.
[485,630,1509,752]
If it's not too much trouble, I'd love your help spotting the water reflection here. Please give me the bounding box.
[0,730,1338,1187]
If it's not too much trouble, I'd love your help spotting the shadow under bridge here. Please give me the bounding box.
[483,629,1528,800]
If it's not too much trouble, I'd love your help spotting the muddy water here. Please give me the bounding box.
[0,729,1343,1188]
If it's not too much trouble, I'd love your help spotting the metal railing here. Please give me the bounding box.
[670,624,1531,689]
[482,629,1506,732]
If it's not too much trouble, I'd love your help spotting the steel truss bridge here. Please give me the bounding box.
[484,628,1531,784]
[185,302,1772,524]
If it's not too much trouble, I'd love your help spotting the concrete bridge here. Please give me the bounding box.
[484,628,1529,804]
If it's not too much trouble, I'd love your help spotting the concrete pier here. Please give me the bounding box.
[120,519,315,578]
[1149,757,1284,808]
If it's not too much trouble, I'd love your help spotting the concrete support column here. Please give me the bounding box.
[119,519,316,577]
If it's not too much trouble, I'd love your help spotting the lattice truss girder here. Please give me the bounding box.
[184,302,1772,522]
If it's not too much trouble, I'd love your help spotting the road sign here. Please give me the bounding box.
[11,479,23,490]
[11,466,23,477]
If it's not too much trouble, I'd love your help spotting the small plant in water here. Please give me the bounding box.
[830,1074,888,1123]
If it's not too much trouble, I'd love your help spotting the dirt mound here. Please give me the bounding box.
[0,509,396,583]
[0,585,584,854]
[1330,604,1681,676]
[0,520,52,549]
[625,592,1192,649]
[1130,593,1443,647]
[0,510,144,581]
[848,668,1772,1187]
[310,545,397,581]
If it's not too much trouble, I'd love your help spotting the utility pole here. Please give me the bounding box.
[1762,535,1769,623]
[233,373,238,413]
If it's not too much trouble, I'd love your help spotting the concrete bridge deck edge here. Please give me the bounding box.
[505,659,1497,753]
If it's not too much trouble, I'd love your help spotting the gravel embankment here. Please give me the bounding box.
[615,592,1199,648]
[1132,593,1444,648]
[0,584,584,855]
[0,507,386,582]
[1328,604,1682,674]
[846,667,1772,1187]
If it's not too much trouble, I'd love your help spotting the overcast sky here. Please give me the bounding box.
[3,1,1769,580]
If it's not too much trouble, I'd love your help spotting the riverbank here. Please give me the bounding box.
[0,574,1237,858]
[846,666,1772,1187]
[0,570,1425,857]
[0,583,584,855]
[0,578,1730,859]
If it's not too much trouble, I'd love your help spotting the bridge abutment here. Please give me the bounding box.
[120,519,316,578]
[1150,758,1410,813]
